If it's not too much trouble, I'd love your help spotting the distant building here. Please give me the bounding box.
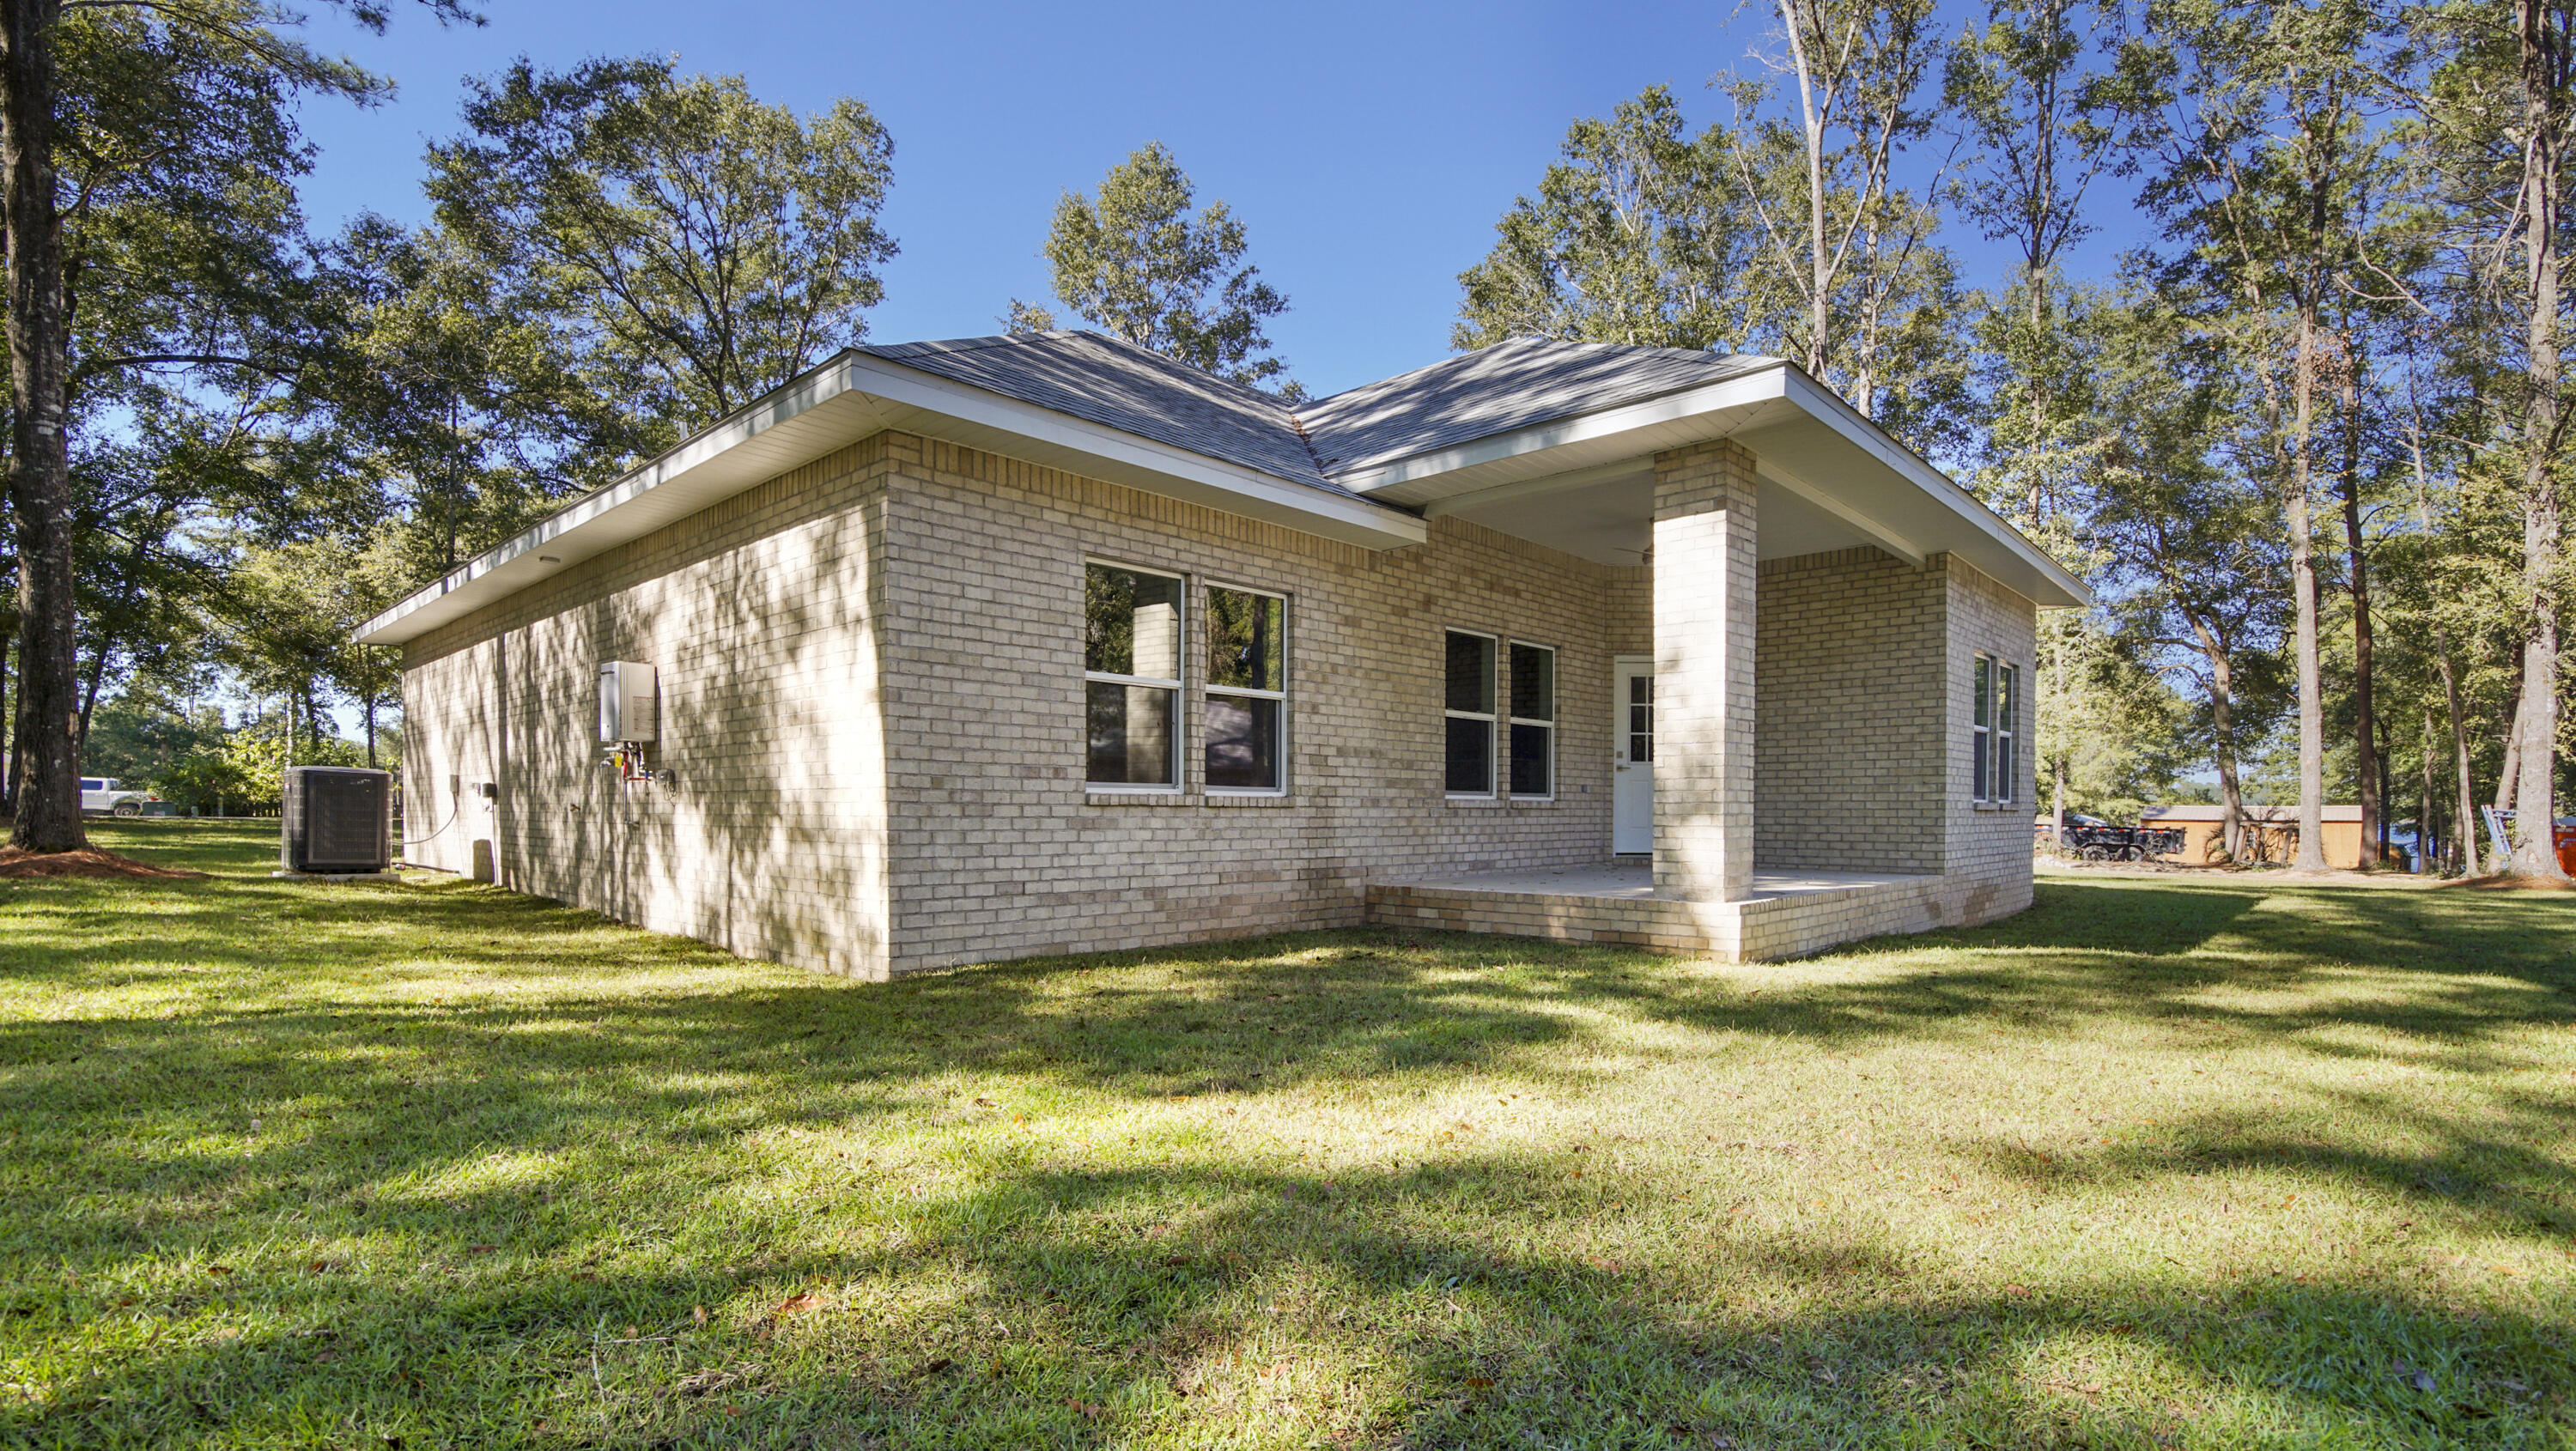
[2138,804,2387,870]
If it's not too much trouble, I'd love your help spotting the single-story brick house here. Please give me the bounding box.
[358,331,2087,979]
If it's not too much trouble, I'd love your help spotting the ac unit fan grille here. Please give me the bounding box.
[283,768,392,872]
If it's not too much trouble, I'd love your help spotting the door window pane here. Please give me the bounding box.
[1087,682,1175,786]
[1206,695,1280,790]
[1627,675,1652,762]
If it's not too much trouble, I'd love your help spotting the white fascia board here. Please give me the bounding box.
[1334,366,1794,497]
[356,353,1425,647]
[1774,369,2091,608]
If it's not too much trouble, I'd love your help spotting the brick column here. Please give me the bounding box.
[1651,440,1758,901]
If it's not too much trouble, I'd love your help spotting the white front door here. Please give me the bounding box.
[1613,658,1653,853]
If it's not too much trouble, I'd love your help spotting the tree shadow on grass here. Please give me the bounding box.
[22,1149,2571,1448]
[9,847,2576,1444]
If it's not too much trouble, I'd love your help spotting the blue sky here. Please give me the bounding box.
[288,0,2148,401]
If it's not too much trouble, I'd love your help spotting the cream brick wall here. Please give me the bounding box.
[1649,440,1759,902]
[1753,546,1946,873]
[1937,554,2040,923]
[874,434,1620,974]
[400,436,896,978]
[394,425,2042,979]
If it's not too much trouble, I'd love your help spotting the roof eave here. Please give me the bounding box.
[1333,361,2092,611]
[355,353,1427,647]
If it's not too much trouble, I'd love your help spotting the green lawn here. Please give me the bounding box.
[4,824,2573,1449]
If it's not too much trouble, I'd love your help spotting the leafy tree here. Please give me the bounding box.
[1453,87,1753,352]
[319,216,633,575]
[1009,143,1296,394]
[1,0,460,852]
[2131,0,2399,870]
[2085,287,2293,858]
[1728,0,1953,410]
[426,57,897,449]
[2402,0,2576,877]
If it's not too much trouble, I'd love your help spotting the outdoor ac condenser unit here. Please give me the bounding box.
[280,766,393,874]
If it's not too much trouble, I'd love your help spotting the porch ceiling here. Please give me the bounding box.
[1363,365,2089,608]
[1427,460,1914,569]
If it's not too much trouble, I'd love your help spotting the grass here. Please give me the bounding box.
[3,823,2573,1450]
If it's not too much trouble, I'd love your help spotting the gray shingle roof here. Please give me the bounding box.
[1297,338,1781,475]
[854,331,1346,495]
[854,331,1783,501]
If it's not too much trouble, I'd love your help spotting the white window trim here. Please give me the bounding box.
[1084,559,1185,795]
[1444,628,1499,799]
[1206,580,1290,797]
[1507,640,1558,801]
[1971,653,1994,803]
[1994,660,2020,805]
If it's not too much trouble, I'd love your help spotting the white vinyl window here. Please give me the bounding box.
[1206,584,1287,793]
[1084,562,1183,790]
[1508,641,1557,798]
[1971,654,2019,804]
[1443,629,1498,797]
[1994,660,2019,804]
[1972,655,1993,801]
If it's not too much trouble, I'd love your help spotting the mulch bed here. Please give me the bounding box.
[0,847,207,880]
[2447,872,2576,891]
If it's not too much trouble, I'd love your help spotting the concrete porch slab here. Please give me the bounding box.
[1365,859,2017,962]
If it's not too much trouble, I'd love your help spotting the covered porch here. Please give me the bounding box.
[1344,366,2082,961]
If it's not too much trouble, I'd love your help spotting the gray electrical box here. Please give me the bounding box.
[598,661,658,743]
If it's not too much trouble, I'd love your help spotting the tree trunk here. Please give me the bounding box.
[0,630,10,817]
[2287,307,2328,871]
[2497,666,2524,816]
[1,0,82,853]
[2339,356,2378,865]
[2189,610,2245,863]
[2375,707,2392,865]
[1781,0,1833,378]
[2214,682,2246,864]
[74,631,106,755]
[2511,0,2571,879]
[2421,707,2441,873]
[2406,416,2483,875]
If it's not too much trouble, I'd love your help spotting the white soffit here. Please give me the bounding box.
[1344,363,2089,610]
[356,355,1427,646]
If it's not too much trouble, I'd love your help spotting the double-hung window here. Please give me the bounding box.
[1971,654,2019,804]
[1206,585,1287,792]
[1443,630,1498,796]
[1993,659,2019,804]
[1972,656,1993,800]
[1084,562,1182,789]
[1508,641,1556,798]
